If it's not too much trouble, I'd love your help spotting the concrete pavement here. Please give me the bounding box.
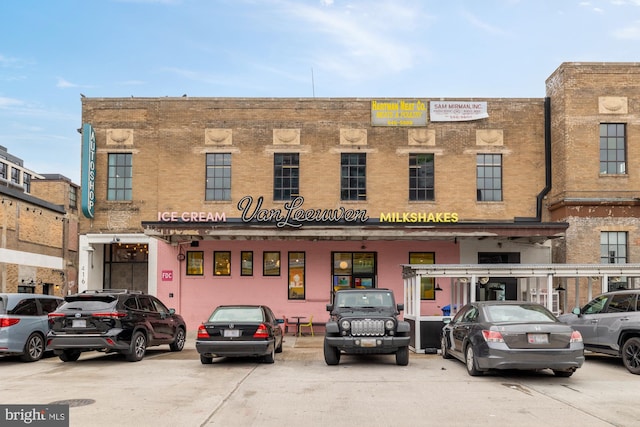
[1,332,638,427]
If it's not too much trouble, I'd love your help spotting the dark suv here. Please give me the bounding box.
[47,290,186,362]
[324,288,411,366]
[559,289,640,374]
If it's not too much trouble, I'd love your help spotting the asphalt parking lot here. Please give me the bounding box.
[1,334,639,427]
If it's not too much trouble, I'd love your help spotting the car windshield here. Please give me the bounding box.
[209,307,263,322]
[336,292,393,308]
[484,304,557,323]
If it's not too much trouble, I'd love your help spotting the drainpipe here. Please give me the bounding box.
[515,97,552,222]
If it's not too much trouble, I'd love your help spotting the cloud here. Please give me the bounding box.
[0,96,24,109]
[56,78,80,88]
[613,21,640,39]
[461,10,506,35]
[281,0,429,76]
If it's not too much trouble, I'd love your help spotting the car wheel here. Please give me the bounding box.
[200,354,213,364]
[126,331,147,362]
[441,336,453,359]
[465,345,482,376]
[169,328,186,352]
[553,369,574,377]
[262,345,275,364]
[275,335,283,353]
[20,333,45,362]
[622,337,640,374]
[59,350,81,362]
[323,340,340,365]
[396,346,409,366]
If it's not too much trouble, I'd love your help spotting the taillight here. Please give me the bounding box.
[92,312,127,319]
[0,318,20,327]
[254,323,269,338]
[570,330,583,343]
[197,324,209,339]
[48,313,65,319]
[481,330,504,343]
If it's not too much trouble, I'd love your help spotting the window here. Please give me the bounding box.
[600,123,626,174]
[263,252,280,276]
[288,252,305,300]
[241,251,253,276]
[476,154,502,201]
[107,153,132,201]
[186,251,204,276]
[409,154,434,201]
[10,167,19,185]
[0,162,6,180]
[332,252,376,291]
[601,231,628,290]
[601,232,627,264]
[274,153,299,200]
[206,153,231,201]
[410,252,436,300]
[214,251,231,276]
[69,185,78,210]
[23,173,31,193]
[341,153,366,201]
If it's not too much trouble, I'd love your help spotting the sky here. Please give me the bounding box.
[1,0,639,184]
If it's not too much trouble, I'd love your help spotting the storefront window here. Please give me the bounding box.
[214,251,231,276]
[241,251,253,276]
[263,252,280,276]
[186,251,204,276]
[410,252,435,300]
[332,252,376,291]
[288,252,305,300]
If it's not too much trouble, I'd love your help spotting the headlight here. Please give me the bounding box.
[385,320,395,330]
[341,320,351,330]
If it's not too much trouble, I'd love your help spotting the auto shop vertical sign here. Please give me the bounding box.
[81,123,96,218]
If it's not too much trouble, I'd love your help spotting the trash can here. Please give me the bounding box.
[441,305,457,316]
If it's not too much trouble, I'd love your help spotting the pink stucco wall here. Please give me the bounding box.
[155,240,459,331]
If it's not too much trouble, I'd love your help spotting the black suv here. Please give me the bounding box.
[47,290,187,362]
[324,288,411,366]
[559,289,640,374]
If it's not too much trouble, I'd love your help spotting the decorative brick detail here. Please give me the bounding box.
[205,128,233,145]
[408,129,435,146]
[106,129,133,145]
[273,129,300,145]
[340,129,367,145]
[598,96,628,114]
[476,129,503,146]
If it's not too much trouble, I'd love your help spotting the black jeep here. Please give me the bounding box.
[323,288,411,366]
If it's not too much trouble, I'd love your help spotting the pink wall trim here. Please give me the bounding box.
[155,240,459,331]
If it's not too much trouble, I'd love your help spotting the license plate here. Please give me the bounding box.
[527,333,548,344]
[72,319,86,328]
[360,338,377,348]
[224,329,240,338]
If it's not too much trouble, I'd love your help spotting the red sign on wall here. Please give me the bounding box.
[161,270,173,281]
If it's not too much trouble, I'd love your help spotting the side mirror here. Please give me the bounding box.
[443,317,452,325]
[397,303,404,312]
[326,304,334,312]
[572,307,581,316]
[169,308,176,315]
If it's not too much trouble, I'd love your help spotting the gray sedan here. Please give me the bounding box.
[441,301,585,377]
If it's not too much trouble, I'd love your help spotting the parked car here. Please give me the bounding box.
[47,289,186,362]
[441,301,584,377]
[196,305,284,364]
[323,288,411,366]
[558,289,640,374]
[0,293,63,362]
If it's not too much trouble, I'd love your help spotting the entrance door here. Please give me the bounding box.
[331,252,377,301]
